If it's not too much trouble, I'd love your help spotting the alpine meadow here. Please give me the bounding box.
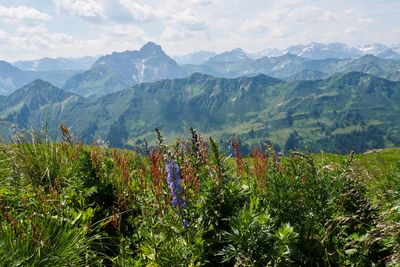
[0,0,399,266]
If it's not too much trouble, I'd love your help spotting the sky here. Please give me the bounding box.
[0,0,399,61]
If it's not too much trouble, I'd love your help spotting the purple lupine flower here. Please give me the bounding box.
[166,160,187,210]
[182,219,189,229]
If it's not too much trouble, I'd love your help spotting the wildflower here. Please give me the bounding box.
[231,136,244,176]
[252,148,267,189]
[166,160,187,209]
[60,124,73,144]
[150,149,164,205]
[182,218,189,229]
[182,160,201,194]
[198,135,208,163]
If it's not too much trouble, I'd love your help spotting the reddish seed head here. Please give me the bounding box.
[231,136,244,177]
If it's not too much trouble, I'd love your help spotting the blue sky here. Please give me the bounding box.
[0,0,399,61]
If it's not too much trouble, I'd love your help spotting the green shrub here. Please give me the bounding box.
[0,127,399,266]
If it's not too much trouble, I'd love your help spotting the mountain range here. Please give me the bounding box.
[181,42,400,62]
[1,41,400,153]
[1,42,400,97]
[185,53,400,81]
[63,42,189,96]
[14,56,97,72]
[64,43,399,97]
[0,55,97,95]
[0,61,82,95]
[1,71,399,153]
[173,51,217,65]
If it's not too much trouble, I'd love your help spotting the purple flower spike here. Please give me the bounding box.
[182,219,189,229]
[166,160,187,210]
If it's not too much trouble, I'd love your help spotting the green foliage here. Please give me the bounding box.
[218,197,298,266]
[134,215,204,266]
[0,127,399,266]
[3,130,66,190]
[0,215,101,267]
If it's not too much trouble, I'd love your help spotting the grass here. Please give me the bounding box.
[0,127,399,266]
[314,148,400,168]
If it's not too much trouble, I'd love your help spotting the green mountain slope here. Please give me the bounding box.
[285,70,329,81]
[1,72,400,153]
[0,79,83,130]
[339,54,400,78]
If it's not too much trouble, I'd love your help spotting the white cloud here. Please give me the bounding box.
[54,0,163,23]
[0,0,399,60]
[187,0,214,6]
[287,6,319,22]
[0,5,51,22]
[160,27,183,40]
[99,24,147,38]
[16,25,48,34]
[168,9,208,31]
[344,27,366,35]
[241,5,321,33]
[54,0,105,19]
[240,16,270,33]
[156,5,210,44]
[117,0,160,22]
[318,11,339,23]
[237,1,381,53]
[161,26,206,41]
[240,9,288,35]
[343,9,375,24]
[0,30,8,38]
[0,30,9,45]
[6,35,50,51]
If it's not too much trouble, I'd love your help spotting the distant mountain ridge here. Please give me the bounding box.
[0,61,83,95]
[205,48,250,63]
[14,56,97,72]
[2,41,400,97]
[63,42,189,96]
[182,53,400,82]
[62,43,400,96]
[173,51,217,65]
[177,42,400,63]
[283,42,362,59]
[0,61,32,95]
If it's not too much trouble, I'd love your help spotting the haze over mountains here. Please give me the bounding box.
[1,42,400,97]
[61,43,400,97]
[0,56,97,95]
[1,41,400,153]
[14,56,97,72]
[177,42,400,64]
